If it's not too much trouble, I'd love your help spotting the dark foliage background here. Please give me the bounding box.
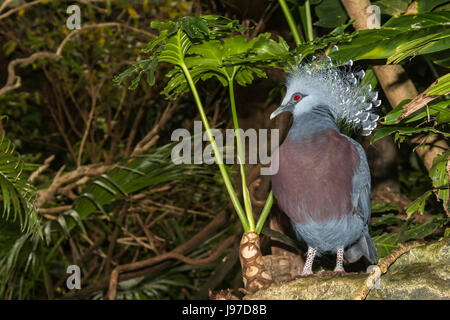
[0,0,448,299]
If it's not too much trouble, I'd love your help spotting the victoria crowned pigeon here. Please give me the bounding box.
[270,55,379,275]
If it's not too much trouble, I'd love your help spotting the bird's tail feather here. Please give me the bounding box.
[344,228,377,264]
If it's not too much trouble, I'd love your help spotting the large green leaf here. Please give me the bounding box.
[387,31,450,64]
[371,203,402,214]
[427,72,450,95]
[314,0,348,28]
[114,15,246,91]
[383,99,449,125]
[222,34,290,67]
[406,190,433,217]
[371,125,448,143]
[429,49,450,68]
[158,28,192,66]
[330,12,450,63]
[373,96,449,143]
[373,215,447,258]
[373,0,410,16]
[116,15,353,97]
[180,16,209,40]
[162,33,290,98]
[429,150,450,213]
[416,0,450,13]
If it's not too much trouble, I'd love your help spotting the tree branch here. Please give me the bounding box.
[29,155,55,183]
[0,22,155,98]
[63,209,230,299]
[0,0,44,20]
[108,233,239,300]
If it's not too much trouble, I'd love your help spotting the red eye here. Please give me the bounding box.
[293,94,301,101]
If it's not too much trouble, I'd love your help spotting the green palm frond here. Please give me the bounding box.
[0,130,39,234]
[43,142,210,242]
[73,143,206,219]
[2,141,213,299]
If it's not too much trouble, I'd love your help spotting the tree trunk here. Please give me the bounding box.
[341,0,449,172]
[239,232,273,293]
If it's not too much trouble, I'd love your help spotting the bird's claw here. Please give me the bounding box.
[329,268,347,276]
[297,270,314,278]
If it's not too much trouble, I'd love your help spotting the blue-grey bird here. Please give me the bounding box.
[270,56,379,275]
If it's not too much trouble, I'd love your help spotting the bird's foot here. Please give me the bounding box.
[328,267,347,276]
[316,268,348,277]
[296,269,314,278]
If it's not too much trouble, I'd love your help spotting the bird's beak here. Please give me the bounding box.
[270,104,290,120]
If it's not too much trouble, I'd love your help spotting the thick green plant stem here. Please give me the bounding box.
[255,190,274,234]
[180,63,250,231]
[279,0,302,46]
[228,79,255,231]
[299,0,314,42]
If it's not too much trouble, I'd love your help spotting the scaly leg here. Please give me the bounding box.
[334,247,345,273]
[301,247,317,276]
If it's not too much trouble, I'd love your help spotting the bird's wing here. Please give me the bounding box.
[346,137,371,225]
[342,136,378,263]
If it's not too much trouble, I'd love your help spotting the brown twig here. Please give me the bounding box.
[130,102,177,157]
[38,206,71,214]
[0,0,14,13]
[56,23,155,57]
[195,242,241,299]
[250,1,280,39]
[44,71,83,139]
[77,77,105,167]
[63,209,230,299]
[46,95,78,162]
[0,23,154,98]
[59,176,90,200]
[108,233,239,300]
[397,79,441,121]
[36,163,113,207]
[119,228,154,251]
[135,214,158,253]
[0,0,44,20]
[123,104,146,158]
[354,241,423,300]
[104,206,128,277]
[0,51,61,97]
[139,199,214,218]
[29,155,55,183]
[55,231,106,290]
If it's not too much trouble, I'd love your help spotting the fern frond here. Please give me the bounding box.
[0,131,39,234]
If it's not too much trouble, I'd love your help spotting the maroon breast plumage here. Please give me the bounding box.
[272,129,360,224]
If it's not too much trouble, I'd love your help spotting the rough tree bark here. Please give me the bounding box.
[239,232,273,294]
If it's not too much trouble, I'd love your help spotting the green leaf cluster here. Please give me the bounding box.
[0,131,39,235]
[330,12,450,67]
[373,215,448,258]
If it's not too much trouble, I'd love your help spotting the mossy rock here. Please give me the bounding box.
[244,238,450,300]
[367,237,449,300]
